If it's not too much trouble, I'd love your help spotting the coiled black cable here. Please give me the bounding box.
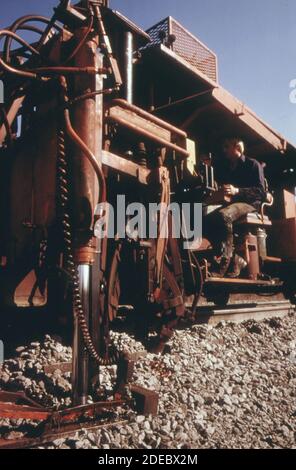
[57,128,121,367]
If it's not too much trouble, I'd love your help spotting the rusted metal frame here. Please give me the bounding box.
[212,87,287,153]
[0,419,128,450]
[0,383,158,447]
[63,99,107,206]
[63,14,94,64]
[106,113,189,158]
[0,391,46,408]
[0,404,50,420]
[153,88,214,112]
[102,150,151,184]
[108,105,172,142]
[94,4,122,87]
[167,215,184,289]
[0,358,155,442]
[69,88,115,105]
[0,36,107,79]
[205,277,282,286]
[148,261,185,354]
[110,98,188,138]
[50,399,130,423]
[162,264,185,317]
[107,243,121,322]
[29,65,108,75]
[0,391,50,420]
[155,167,170,288]
[188,252,204,316]
[181,102,218,130]
[0,391,129,423]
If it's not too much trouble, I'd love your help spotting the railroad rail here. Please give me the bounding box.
[195,300,294,325]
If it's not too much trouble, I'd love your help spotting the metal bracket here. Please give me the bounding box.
[130,385,159,416]
[54,1,88,28]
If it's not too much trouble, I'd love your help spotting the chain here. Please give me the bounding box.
[57,128,121,366]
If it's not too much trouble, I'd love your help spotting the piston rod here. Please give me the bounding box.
[72,264,91,406]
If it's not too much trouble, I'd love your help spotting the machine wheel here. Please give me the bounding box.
[107,243,186,353]
[147,262,186,354]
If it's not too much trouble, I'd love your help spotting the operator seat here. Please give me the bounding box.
[236,179,274,227]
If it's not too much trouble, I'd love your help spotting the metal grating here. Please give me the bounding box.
[146,17,218,83]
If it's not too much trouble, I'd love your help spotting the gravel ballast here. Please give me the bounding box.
[0,312,295,449]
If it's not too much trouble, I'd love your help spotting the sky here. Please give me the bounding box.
[0,0,295,144]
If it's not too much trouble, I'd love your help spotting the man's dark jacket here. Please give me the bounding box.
[214,154,266,211]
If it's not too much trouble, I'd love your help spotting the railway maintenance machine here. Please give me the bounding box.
[0,0,295,407]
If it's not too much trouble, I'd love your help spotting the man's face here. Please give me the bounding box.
[223,141,240,160]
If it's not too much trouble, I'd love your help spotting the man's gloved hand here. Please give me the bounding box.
[223,184,239,197]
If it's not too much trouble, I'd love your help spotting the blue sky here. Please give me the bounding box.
[1,0,295,144]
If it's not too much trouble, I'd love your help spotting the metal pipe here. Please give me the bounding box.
[106,113,189,158]
[112,99,187,138]
[3,15,63,63]
[124,31,133,104]
[153,89,214,112]
[32,66,102,75]
[0,29,41,79]
[72,264,91,406]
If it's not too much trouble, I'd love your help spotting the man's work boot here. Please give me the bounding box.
[227,255,247,278]
[210,240,233,278]
[219,240,233,276]
[218,256,231,277]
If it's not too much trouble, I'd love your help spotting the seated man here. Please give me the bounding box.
[204,138,267,277]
